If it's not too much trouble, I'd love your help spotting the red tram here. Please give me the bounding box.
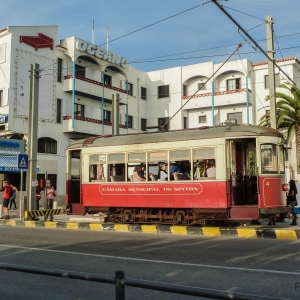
[66,124,287,225]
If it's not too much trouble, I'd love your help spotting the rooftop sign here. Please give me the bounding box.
[76,39,128,68]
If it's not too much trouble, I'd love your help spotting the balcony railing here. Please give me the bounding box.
[64,75,128,95]
[182,88,252,100]
[63,115,127,129]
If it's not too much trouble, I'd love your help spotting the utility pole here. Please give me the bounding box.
[266,16,277,129]
[26,63,39,211]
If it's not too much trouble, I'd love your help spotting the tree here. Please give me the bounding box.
[259,83,300,161]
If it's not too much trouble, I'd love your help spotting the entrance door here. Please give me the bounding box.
[227,139,258,206]
[68,150,81,206]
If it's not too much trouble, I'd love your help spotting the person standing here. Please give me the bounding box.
[287,179,298,226]
[1,180,12,219]
[9,184,19,210]
[35,180,41,210]
[45,183,55,221]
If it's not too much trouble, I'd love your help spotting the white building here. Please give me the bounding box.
[0,25,299,207]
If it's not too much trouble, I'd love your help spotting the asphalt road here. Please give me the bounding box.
[0,226,299,300]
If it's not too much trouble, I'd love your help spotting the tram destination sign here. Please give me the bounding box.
[98,183,203,196]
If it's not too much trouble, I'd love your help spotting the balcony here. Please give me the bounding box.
[62,115,129,135]
[63,75,128,103]
[182,88,252,110]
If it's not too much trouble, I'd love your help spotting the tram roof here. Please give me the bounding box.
[67,124,283,150]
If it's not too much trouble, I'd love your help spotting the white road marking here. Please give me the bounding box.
[0,243,299,276]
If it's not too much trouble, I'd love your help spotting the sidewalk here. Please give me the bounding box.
[1,209,300,240]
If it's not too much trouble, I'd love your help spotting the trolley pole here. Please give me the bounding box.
[266,16,277,129]
[26,63,40,211]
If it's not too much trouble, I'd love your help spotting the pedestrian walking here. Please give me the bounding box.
[35,180,41,210]
[45,183,55,221]
[1,180,12,219]
[9,184,19,210]
[286,179,298,226]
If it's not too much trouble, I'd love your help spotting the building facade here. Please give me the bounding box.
[0,25,299,206]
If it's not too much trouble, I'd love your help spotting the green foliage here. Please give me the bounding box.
[258,83,300,144]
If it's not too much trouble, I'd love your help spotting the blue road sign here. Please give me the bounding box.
[17,154,28,170]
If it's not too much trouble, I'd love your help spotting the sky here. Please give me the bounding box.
[1,0,299,72]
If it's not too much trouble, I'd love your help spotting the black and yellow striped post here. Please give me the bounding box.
[24,209,61,220]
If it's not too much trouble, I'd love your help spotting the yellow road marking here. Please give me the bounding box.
[45,222,57,228]
[66,223,78,230]
[171,226,188,235]
[275,229,298,240]
[237,228,257,238]
[114,224,129,232]
[89,224,102,230]
[141,225,158,234]
[202,227,221,237]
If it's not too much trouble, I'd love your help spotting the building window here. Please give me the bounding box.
[141,87,147,100]
[103,74,112,85]
[38,138,57,154]
[75,64,85,77]
[57,58,62,82]
[75,103,84,117]
[56,99,62,123]
[199,115,207,123]
[141,118,147,131]
[226,78,241,91]
[104,110,111,122]
[198,83,205,90]
[127,83,133,96]
[264,74,280,89]
[183,117,188,129]
[158,117,169,131]
[158,85,169,98]
[183,85,187,96]
[227,112,242,124]
[126,115,133,128]
[0,90,3,107]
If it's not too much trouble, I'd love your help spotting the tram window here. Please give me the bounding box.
[170,150,190,160]
[128,153,146,162]
[279,145,285,174]
[90,155,106,163]
[193,148,215,180]
[194,148,215,159]
[148,152,168,181]
[89,155,107,181]
[89,164,106,181]
[170,150,191,180]
[128,153,146,182]
[109,153,125,162]
[108,153,125,181]
[261,144,278,173]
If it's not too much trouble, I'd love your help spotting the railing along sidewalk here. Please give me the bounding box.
[0,263,285,300]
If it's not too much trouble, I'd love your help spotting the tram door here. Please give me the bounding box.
[67,150,81,206]
[227,139,258,206]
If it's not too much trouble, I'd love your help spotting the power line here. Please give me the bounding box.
[39,0,212,73]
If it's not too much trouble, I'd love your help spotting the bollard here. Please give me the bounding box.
[0,204,2,217]
[53,200,57,209]
[115,270,125,300]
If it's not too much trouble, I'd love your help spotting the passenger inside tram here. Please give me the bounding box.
[132,164,146,181]
[205,159,216,177]
[158,162,168,181]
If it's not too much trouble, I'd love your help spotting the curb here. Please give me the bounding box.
[1,220,300,240]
